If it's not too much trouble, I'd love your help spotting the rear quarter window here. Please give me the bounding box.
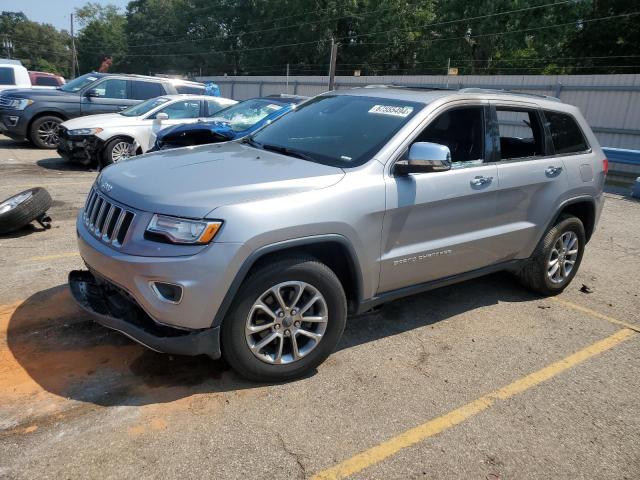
[176,84,205,95]
[544,110,589,154]
[0,67,16,85]
[34,76,60,86]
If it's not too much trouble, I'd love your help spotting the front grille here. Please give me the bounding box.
[83,187,135,248]
[0,96,13,107]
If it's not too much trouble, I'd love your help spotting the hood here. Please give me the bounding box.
[62,113,132,130]
[159,120,234,139]
[0,87,77,100]
[99,141,345,218]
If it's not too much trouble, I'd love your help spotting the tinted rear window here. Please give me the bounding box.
[131,81,165,100]
[0,67,15,85]
[34,76,60,86]
[544,110,589,154]
[176,84,205,95]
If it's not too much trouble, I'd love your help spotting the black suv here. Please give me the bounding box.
[0,72,205,148]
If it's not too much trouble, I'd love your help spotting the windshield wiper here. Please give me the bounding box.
[260,143,316,162]
[242,136,263,150]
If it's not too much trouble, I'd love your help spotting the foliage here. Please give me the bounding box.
[75,3,127,73]
[3,1,639,78]
[0,11,71,76]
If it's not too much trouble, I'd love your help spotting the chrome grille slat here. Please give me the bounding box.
[82,188,135,249]
[94,202,108,234]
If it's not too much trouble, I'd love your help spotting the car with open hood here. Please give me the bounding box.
[151,94,307,151]
[57,94,236,167]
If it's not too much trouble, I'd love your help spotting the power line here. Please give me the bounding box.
[111,11,640,59]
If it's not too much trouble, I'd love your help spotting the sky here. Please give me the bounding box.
[4,0,130,31]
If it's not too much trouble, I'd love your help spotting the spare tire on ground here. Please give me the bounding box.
[0,187,53,235]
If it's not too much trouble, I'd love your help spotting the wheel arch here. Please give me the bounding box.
[212,235,364,328]
[27,111,68,141]
[550,197,596,242]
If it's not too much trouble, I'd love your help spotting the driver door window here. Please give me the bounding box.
[413,106,486,168]
[154,100,201,119]
[92,79,127,99]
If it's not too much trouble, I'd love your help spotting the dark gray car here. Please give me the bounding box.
[69,87,606,382]
[0,72,205,148]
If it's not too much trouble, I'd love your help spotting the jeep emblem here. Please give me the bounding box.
[100,182,113,193]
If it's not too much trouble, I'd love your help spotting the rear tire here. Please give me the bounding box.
[222,256,347,382]
[517,215,585,295]
[0,187,52,235]
[29,115,62,149]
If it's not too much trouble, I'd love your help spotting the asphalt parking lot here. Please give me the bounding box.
[1,136,639,479]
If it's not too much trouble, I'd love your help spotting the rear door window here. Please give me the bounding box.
[496,108,545,160]
[206,99,229,116]
[543,110,589,154]
[0,67,15,85]
[131,81,165,100]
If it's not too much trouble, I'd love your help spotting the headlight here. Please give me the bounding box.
[4,98,34,110]
[67,127,103,136]
[146,214,222,244]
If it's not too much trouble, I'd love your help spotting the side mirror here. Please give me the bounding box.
[394,142,452,175]
[155,112,169,121]
[85,89,99,98]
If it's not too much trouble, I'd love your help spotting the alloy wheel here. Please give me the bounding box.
[245,281,328,365]
[547,231,579,284]
[111,141,133,163]
[37,121,59,147]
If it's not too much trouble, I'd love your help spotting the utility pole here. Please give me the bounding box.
[286,63,289,94]
[70,13,77,79]
[2,35,13,59]
[328,38,338,91]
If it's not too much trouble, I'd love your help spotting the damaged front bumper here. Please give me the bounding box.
[68,270,221,358]
[57,132,103,166]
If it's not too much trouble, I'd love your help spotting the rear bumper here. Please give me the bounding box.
[69,270,221,358]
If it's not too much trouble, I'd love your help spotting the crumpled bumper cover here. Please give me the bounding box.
[68,270,221,358]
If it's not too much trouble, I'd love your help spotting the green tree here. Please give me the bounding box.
[1,11,71,77]
[75,3,127,74]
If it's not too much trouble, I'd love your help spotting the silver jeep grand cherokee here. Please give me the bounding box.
[69,87,606,381]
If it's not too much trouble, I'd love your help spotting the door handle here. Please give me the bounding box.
[470,175,493,187]
[117,106,127,111]
[545,166,563,176]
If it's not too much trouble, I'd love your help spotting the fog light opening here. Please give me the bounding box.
[150,281,183,304]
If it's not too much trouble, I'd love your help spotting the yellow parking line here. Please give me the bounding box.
[551,297,640,333]
[311,328,636,480]
[28,252,80,261]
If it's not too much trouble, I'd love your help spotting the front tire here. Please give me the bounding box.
[101,137,134,169]
[222,256,347,382]
[518,215,586,295]
[29,115,62,149]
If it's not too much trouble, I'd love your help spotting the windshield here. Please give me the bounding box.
[211,99,285,132]
[60,73,99,92]
[120,97,170,117]
[250,95,424,167]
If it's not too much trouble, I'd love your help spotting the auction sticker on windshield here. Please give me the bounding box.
[368,105,414,117]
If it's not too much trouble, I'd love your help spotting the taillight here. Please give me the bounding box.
[602,158,609,175]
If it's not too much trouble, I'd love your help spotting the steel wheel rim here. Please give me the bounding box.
[111,141,132,163]
[37,121,59,147]
[547,231,579,284]
[0,191,33,215]
[245,281,328,365]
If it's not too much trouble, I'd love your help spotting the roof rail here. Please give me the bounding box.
[458,87,562,102]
